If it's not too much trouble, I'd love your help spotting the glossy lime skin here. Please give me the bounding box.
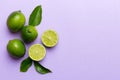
[7,11,26,32]
[7,39,26,58]
[21,25,38,43]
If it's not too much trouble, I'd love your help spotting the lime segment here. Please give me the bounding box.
[29,44,46,61]
[41,30,58,47]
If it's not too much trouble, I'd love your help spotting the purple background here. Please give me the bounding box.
[1,0,120,80]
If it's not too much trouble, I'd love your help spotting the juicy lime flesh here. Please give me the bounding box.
[7,39,26,58]
[7,11,26,32]
[21,25,38,43]
[41,30,58,47]
[29,44,46,61]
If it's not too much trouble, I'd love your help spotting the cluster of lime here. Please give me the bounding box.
[6,5,58,74]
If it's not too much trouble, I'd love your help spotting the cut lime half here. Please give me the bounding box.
[41,30,58,47]
[28,44,46,61]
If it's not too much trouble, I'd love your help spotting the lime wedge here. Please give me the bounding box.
[28,44,46,61]
[41,30,58,47]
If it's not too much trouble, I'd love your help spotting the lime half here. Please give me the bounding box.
[28,44,46,61]
[41,30,58,47]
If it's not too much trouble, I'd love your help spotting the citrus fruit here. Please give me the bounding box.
[28,44,46,61]
[7,39,26,58]
[41,30,58,47]
[21,25,38,43]
[7,11,26,32]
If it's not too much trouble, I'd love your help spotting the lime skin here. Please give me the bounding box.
[7,11,26,32]
[21,25,38,43]
[7,39,26,58]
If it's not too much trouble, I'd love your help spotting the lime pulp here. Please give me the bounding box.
[41,29,58,47]
[28,44,46,61]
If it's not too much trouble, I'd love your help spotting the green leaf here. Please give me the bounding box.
[20,57,32,72]
[29,5,42,26]
[34,61,52,74]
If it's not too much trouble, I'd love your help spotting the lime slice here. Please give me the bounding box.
[41,30,58,47]
[28,44,46,61]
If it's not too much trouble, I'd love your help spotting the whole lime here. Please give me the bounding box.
[7,39,26,58]
[7,11,26,32]
[21,25,38,43]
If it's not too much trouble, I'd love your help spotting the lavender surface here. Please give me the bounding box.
[1,0,120,80]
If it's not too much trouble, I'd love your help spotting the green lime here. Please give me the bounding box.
[7,11,26,32]
[7,39,26,58]
[41,30,58,47]
[21,25,38,43]
[28,44,46,61]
